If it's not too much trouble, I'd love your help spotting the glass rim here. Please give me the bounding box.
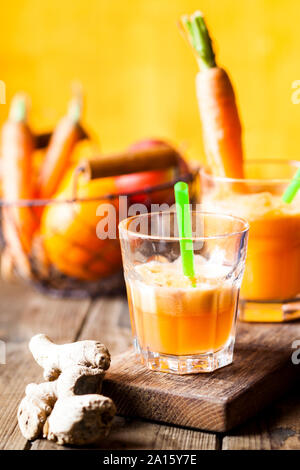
[200,158,300,184]
[119,210,249,242]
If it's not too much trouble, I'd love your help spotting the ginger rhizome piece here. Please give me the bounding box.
[44,394,116,446]
[18,335,116,446]
[29,333,111,381]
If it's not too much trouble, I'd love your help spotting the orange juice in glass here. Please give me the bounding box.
[200,160,300,322]
[119,211,248,374]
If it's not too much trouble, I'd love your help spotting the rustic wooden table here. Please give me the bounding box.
[0,280,299,451]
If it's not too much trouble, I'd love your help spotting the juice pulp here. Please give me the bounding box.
[204,192,300,301]
[126,256,239,356]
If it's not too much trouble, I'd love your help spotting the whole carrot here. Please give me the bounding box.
[38,96,83,199]
[180,11,244,179]
[1,94,37,277]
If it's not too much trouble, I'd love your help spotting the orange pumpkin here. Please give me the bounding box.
[41,171,122,281]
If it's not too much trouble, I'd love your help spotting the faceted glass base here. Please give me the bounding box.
[239,298,300,323]
[133,337,235,374]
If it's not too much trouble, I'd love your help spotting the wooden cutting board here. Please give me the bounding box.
[102,321,300,432]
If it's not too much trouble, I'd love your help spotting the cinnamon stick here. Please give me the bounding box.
[79,144,181,180]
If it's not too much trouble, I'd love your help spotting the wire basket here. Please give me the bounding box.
[0,169,199,298]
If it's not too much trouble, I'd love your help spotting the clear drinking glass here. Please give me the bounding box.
[200,160,300,322]
[119,211,249,374]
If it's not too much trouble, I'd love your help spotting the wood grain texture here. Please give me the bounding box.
[77,297,132,356]
[102,322,300,432]
[0,343,36,450]
[32,416,217,450]
[223,386,300,450]
[267,389,300,450]
[0,280,91,344]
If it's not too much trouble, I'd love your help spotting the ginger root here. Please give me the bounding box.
[18,381,56,441]
[29,334,110,381]
[18,335,116,446]
[44,395,116,446]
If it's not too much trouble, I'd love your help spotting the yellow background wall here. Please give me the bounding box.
[0,0,300,163]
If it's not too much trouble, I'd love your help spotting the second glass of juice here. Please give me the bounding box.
[200,160,300,322]
[119,211,249,374]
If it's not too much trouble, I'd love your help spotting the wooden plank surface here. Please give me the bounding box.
[0,280,299,450]
[32,416,218,451]
[223,387,300,450]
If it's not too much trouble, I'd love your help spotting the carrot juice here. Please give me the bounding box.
[126,257,239,356]
[201,160,300,322]
[239,194,300,301]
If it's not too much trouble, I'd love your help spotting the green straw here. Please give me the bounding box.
[282,168,300,203]
[174,181,196,284]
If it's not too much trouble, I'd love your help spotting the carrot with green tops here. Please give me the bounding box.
[180,11,244,179]
[1,93,38,278]
[37,95,84,199]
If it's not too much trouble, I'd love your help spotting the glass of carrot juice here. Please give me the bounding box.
[119,211,249,374]
[200,160,300,322]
